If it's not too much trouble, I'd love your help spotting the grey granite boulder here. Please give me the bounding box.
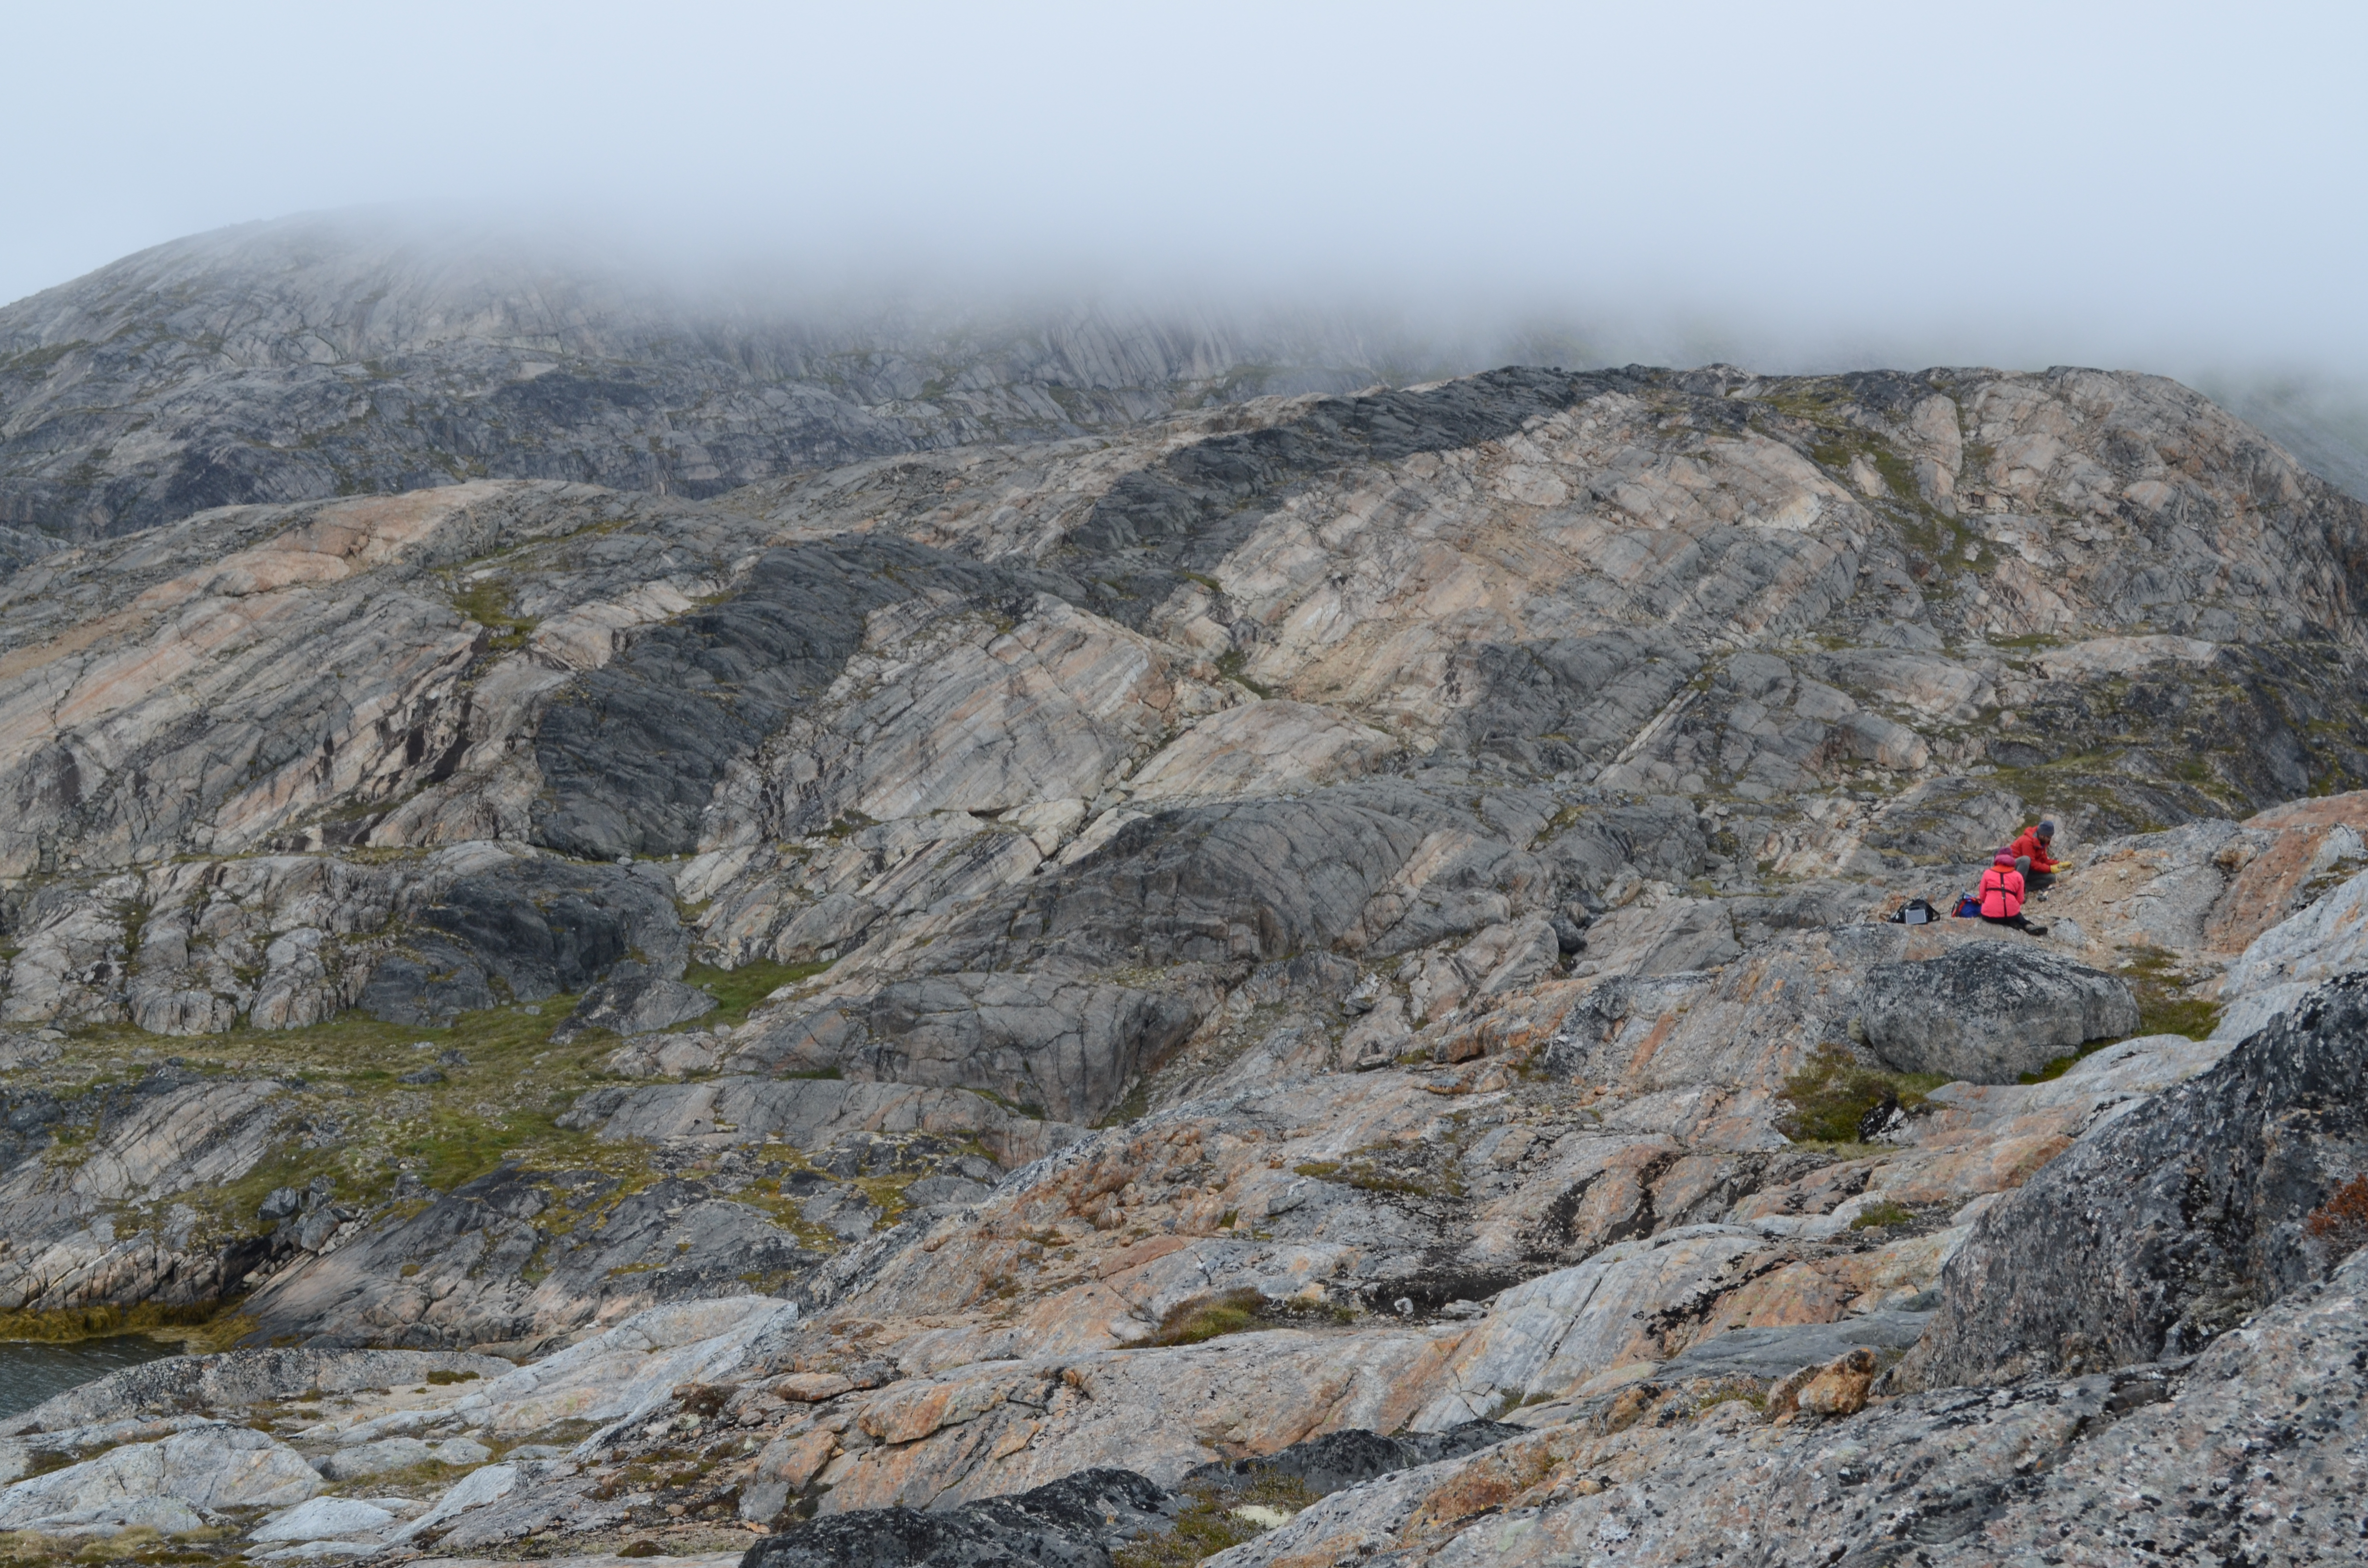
[1859,942,2139,1082]
[318,1437,433,1481]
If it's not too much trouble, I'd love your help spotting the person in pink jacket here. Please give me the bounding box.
[1977,850,2047,935]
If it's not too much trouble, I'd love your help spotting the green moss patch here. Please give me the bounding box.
[1214,648,1273,698]
[1136,1288,1352,1348]
[0,1301,257,1352]
[451,577,538,651]
[1144,1288,1265,1346]
[680,958,832,1028]
[1293,1142,1466,1200]
[2117,947,2224,1041]
[1775,1047,1949,1145]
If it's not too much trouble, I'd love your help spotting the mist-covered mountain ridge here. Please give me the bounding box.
[0,216,1410,544]
[2,349,2368,1563]
[14,215,2368,564]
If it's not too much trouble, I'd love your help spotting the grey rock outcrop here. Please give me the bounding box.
[0,1071,297,1313]
[1859,942,2139,1081]
[0,1422,320,1531]
[233,1166,819,1350]
[1657,1308,1935,1380]
[1901,971,2368,1387]
[555,971,715,1041]
[0,1347,511,1436]
[357,851,692,1026]
[743,1422,1522,1568]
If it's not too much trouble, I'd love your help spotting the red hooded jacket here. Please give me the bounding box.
[2008,828,2059,873]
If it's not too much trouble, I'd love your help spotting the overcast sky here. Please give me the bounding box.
[5,1,2363,380]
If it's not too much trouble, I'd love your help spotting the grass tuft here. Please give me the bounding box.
[2116,946,2224,1041]
[1292,1147,1464,1199]
[1144,1288,1266,1347]
[452,577,537,651]
[1774,1047,1948,1145]
[680,958,832,1028]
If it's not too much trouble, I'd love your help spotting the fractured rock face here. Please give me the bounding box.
[1899,971,2368,1387]
[1858,941,2139,1082]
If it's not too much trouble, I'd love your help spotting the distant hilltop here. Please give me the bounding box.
[0,214,1410,541]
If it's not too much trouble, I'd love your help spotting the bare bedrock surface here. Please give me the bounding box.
[1,295,2366,1563]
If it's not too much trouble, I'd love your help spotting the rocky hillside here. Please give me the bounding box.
[0,216,1398,542]
[0,356,2366,1564]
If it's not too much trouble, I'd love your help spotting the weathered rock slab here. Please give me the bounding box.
[251,1496,398,1542]
[0,1422,319,1530]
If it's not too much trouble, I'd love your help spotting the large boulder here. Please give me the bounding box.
[251,1496,399,1543]
[1859,942,2138,1082]
[1899,973,2368,1389]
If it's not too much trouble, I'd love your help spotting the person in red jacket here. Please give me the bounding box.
[1978,850,2047,934]
[2008,821,2065,896]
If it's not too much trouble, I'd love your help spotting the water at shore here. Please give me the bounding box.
[0,1336,178,1420]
